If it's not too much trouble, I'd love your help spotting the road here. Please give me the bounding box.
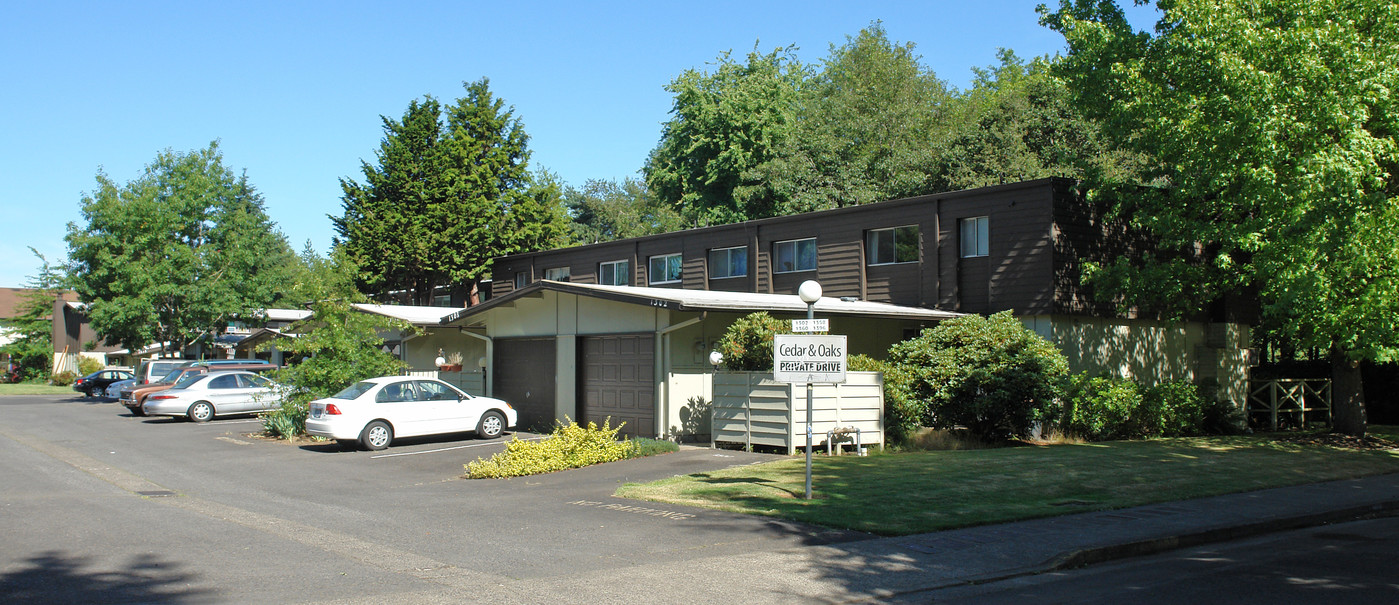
[910,516,1399,604]
[0,393,860,603]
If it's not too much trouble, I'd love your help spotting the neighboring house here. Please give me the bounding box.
[51,300,126,373]
[466,178,1253,439]
[230,308,315,365]
[1,288,78,370]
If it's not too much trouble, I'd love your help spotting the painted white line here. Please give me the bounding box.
[371,436,546,459]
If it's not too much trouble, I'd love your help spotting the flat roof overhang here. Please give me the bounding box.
[441,281,962,327]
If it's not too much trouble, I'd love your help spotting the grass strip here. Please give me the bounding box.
[0,384,81,396]
[616,427,1399,536]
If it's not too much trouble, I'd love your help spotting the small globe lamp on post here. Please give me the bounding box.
[797,280,821,500]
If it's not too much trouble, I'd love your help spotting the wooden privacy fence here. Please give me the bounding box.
[711,371,885,454]
[1248,379,1331,431]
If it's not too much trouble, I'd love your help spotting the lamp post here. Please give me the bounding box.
[797,280,822,500]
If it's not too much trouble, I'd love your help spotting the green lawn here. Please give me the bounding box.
[616,427,1399,536]
[0,383,79,396]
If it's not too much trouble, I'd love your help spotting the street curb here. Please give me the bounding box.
[1045,499,1399,571]
[847,499,1399,604]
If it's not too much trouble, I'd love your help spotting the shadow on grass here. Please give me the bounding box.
[0,550,214,604]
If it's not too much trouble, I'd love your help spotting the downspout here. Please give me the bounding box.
[461,329,494,397]
[656,313,705,440]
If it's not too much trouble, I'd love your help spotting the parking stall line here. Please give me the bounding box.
[370,435,546,459]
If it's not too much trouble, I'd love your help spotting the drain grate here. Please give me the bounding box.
[136,490,176,497]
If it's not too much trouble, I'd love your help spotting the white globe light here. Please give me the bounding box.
[708,351,724,367]
[798,280,822,304]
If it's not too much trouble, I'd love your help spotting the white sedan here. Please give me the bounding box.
[306,376,516,451]
[142,371,280,422]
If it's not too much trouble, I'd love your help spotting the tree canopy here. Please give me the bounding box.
[1042,0,1399,435]
[334,79,569,305]
[644,45,810,226]
[65,142,294,356]
[640,23,1120,226]
[565,177,682,243]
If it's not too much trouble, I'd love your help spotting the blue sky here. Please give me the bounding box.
[0,1,1159,288]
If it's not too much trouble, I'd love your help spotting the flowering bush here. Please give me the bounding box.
[466,419,633,478]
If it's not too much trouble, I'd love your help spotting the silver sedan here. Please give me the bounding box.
[142,371,280,423]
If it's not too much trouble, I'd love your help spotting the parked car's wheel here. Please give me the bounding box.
[188,401,215,423]
[129,406,146,417]
[360,421,392,451]
[477,411,505,439]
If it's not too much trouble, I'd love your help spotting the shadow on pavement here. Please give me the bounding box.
[0,550,214,604]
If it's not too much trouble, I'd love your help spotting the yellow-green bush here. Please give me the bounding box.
[466,420,632,478]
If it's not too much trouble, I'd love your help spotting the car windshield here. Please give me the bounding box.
[332,381,376,400]
[173,373,205,389]
[155,369,185,384]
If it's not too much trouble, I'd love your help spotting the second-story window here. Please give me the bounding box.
[544,267,570,282]
[599,260,630,286]
[708,246,748,279]
[773,238,817,273]
[648,253,682,285]
[867,226,919,265]
[514,272,528,288]
[959,216,989,258]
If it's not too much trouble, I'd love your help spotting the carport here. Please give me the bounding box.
[440,281,958,440]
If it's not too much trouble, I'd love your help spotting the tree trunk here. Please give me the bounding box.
[1331,349,1367,437]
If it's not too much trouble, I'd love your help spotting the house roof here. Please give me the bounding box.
[351,303,462,326]
[0,288,77,319]
[260,308,314,322]
[442,280,962,325]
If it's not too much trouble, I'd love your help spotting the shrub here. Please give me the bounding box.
[50,371,78,387]
[77,357,104,377]
[885,311,1068,441]
[466,419,632,478]
[1064,373,1143,440]
[717,312,792,371]
[1065,375,1245,441]
[261,395,308,439]
[628,437,680,458]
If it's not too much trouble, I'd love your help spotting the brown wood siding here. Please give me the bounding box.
[486,179,1097,318]
[937,186,1055,314]
[866,262,922,306]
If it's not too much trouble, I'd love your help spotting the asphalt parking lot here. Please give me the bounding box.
[1,393,862,603]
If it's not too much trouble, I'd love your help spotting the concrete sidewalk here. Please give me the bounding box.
[521,472,1399,604]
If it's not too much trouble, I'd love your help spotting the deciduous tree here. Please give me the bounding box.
[1043,0,1399,436]
[65,143,294,356]
[645,46,810,225]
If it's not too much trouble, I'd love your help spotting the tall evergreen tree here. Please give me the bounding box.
[335,78,564,305]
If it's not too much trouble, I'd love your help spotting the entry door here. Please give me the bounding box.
[579,335,655,439]
[493,338,557,432]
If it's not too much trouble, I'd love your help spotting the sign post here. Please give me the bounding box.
[778,280,846,500]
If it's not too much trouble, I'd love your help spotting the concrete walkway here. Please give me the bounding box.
[518,471,1399,604]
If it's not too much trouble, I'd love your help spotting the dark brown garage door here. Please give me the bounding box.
[579,335,655,439]
[493,338,556,433]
